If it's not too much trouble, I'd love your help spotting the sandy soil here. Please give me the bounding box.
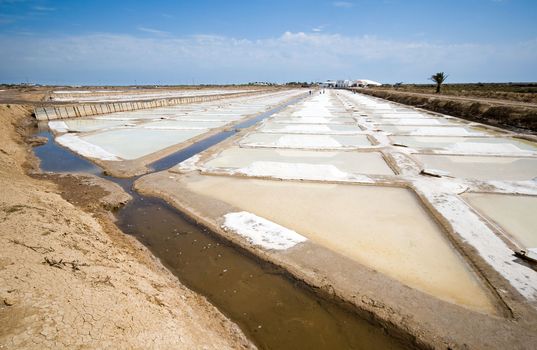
[0,104,254,349]
[0,87,48,105]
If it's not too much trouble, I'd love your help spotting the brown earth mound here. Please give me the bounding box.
[358,89,537,132]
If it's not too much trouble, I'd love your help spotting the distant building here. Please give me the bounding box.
[321,80,337,88]
[336,80,350,88]
[321,79,381,89]
[355,79,382,87]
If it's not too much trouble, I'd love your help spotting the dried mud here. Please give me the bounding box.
[0,104,254,349]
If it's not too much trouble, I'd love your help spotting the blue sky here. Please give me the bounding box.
[1,0,536,85]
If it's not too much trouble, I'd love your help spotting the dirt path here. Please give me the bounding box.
[0,104,254,349]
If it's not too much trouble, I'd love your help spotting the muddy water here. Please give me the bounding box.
[32,96,411,349]
[116,195,407,350]
[33,130,101,174]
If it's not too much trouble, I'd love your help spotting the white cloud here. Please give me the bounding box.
[333,1,354,8]
[137,26,170,36]
[32,6,55,11]
[0,31,536,84]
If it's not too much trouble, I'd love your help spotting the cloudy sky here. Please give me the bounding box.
[1,0,536,85]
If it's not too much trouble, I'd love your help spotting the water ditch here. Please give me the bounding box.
[31,100,412,349]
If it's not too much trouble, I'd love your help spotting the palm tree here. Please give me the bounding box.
[430,72,448,93]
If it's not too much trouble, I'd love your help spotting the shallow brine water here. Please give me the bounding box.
[81,127,208,160]
[50,119,136,132]
[378,125,480,136]
[463,193,537,248]
[182,175,496,314]
[391,135,537,152]
[272,116,357,124]
[141,119,228,129]
[414,154,537,181]
[258,122,363,134]
[374,118,458,126]
[200,146,395,175]
[239,133,372,149]
[372,113,430,119]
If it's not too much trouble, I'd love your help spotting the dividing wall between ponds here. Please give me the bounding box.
[33,89,275,121]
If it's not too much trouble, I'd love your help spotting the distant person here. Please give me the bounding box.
[309,90,311,95]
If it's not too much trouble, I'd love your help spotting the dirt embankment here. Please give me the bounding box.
[0,104,253,349]
[374,83,537,105]
[357,89,537,132]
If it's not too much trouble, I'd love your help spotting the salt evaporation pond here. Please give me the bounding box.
[82,128,207,160]
[414,154,537,181]
[258,122,363,134]
[378,125,481,136]
[178,115,244,122]
[372,112,430,118]
[375,118,459,126]
[272,116,356,124]
[240,133,372,149]
[50,119,135,133]
[49,90,307,167]
[391,135,537,152]
[182,175,496,314]
[463,193,537,248]
[141,120,228,129]
[200,146,394,175]
[95,111,175,120]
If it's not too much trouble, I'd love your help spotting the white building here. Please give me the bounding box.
[322,79,381,88]
[320,80,337,88]
[337,80,355,88]
[355,79,382,87]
